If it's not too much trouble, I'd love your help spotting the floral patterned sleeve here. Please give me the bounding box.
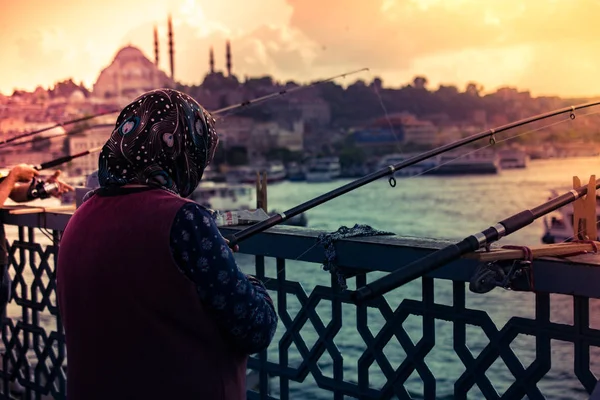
[169,202,278,355]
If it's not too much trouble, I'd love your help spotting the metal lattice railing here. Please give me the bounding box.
[0,212,599,399]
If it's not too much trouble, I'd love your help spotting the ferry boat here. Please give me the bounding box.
[225,163,287,184]
[285,162,306,181]
[190,181,257,211]
[305,157,341,182]
[498,148,529,169]
[376,153,438,177]
[425,149,499,175]
[541,188,600,243]
[189,181,307,226]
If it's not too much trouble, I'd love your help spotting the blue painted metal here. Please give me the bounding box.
[0,212,599,399]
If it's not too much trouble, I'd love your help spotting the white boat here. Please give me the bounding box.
[541,189,600,243]
[226,163,287,184]
[305,157,341,182]
[498,148,529,169]
[189,181,308,226]
[256,163,286,183]
[376,153,437,177]
[425,150,499,175]
[285,162,305,181]
[190,181,256,211]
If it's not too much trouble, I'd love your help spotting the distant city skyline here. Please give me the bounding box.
[2,0,599,98]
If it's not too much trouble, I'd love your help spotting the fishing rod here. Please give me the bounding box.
[225,101,600,248]
[0,146,103,182]
[6,123,114,149]
[0,109,120,147]
[212,68,369,114]
[349,179,600,303]
[1,68,369,149]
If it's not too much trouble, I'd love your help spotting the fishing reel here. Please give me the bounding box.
[26,178,59,200]
[469,259,533,294]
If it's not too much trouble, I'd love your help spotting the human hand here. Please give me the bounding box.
[224,238,239,252]
[9,164,39,183]
[45,170,74,198]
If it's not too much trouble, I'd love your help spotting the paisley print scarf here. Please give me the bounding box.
[97,88,219,198]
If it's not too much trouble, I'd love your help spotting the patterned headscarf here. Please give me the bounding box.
[97,88,219,198]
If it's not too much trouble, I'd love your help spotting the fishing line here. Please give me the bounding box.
[256,108,600,287]
[365,69,405,156]
[403,110,600,180]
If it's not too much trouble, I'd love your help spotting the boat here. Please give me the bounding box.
[225,163,287,184]
[190,181,257,211]
[189,181,307,226]
[375,153,437,177]
[424,149,499,175]
[498,148,529,169]
[285,162,306,181]
[305,157,341,182]
[541,188,600,243]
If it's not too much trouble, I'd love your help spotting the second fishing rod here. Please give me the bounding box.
[226,101,600,248]
[349,178,600,303]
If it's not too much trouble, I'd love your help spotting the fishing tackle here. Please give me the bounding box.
[26,179,59,200]
[469,258,533,294]
[349,179,600,303]
[225,100,600,248]
[0,68,369,148]
[0,146,103,183]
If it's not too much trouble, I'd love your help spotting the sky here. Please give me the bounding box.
[1,0,599,98]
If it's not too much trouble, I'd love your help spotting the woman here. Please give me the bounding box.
[57,89,278,400]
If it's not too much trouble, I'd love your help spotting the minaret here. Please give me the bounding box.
[168,15,175,81]
[226,40,231,77]
[209,46,215,74]
[153,26,159,66]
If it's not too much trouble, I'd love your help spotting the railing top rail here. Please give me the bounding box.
[3,209,600,298]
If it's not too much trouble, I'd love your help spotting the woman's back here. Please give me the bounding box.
[57,88,277,399]
[57,188,247,399]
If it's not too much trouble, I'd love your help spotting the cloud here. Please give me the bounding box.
[119,19,319,86]
[284,0,505,70]
[2,0,600,97]
[280,0,600,96]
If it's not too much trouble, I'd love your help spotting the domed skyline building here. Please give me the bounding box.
[91,15,235,103]
[92,15,177,100]
[92,45,175,100]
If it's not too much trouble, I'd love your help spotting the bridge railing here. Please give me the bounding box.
[1,210,599,399]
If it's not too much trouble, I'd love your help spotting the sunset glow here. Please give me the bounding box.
[2,0,599,97]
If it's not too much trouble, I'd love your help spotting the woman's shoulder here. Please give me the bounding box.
[174,201,216,221]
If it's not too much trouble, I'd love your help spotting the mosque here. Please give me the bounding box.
[92,15,235,100]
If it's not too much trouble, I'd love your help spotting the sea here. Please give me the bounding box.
[5,156,600,399]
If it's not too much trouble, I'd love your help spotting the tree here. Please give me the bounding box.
[265,148,303,163]
[413,76,428,90]
[466,82,484,96]
[226,146,248,166]
[338,142,366,168]
[31,136,51,152]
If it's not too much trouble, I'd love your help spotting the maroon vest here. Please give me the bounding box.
[57,188,248,400]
